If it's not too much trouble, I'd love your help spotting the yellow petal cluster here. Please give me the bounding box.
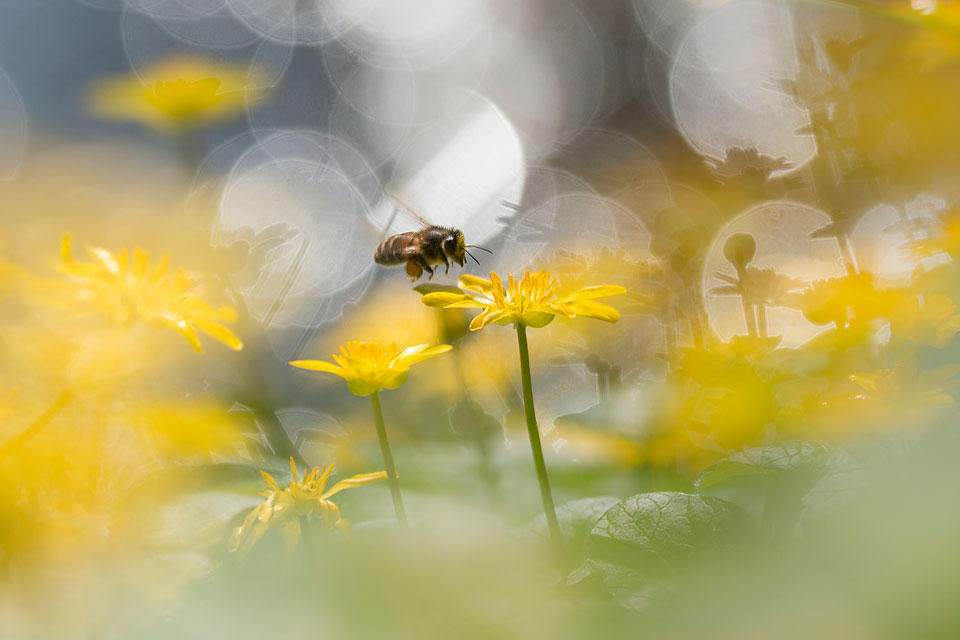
[784,271,899,328]
[59,233,242,353]
[421,270,626,330]
[228,457,386,557]
[907,206,960,260]
[87,55,264,133]
[290,340,452,396]
[890,293,960,348]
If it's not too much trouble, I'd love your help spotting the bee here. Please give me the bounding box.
[373,194,493,281]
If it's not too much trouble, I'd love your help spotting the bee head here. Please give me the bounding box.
[443,230,467,267]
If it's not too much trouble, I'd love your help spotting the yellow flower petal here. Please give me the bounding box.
[470,308,506,330]
[260,470,281,493]
[562,284,627,301]
[552,302,577,318]
[394,344,453,366]
[421,291,484,308]
[295,340,450,396]
[289,360,348,377]
[160,314,204,353]
[320,471,388,499]
[458,273,494,294]
[566,299,622,323]
[59,233,243,353]
[189,315,244,351]
[426,268,623,331]
[234,519,269,559]
[228,504,263,553]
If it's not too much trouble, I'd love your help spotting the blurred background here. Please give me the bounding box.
[4,0,960,638]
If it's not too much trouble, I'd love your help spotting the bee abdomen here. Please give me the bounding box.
[374,233,414,266]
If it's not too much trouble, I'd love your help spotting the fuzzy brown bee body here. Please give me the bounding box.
[374,226,468,281]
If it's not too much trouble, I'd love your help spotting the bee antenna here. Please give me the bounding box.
[499,200,521,211]
[465,249,482,266]
[466,244,494,254]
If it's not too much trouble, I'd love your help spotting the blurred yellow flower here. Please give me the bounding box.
[543,248,662,315]
[667,336,782,452]
[59,233,242,353]
[228,457,386,557]
[847,355,960,407]
[808,351,960,435]
[129,401,242,456]
[290,340,452,396]
[908,206,960,260]
[421,270,626,330]
[785,272,898,328]
[87,55,264,133]
[890,293,960,347]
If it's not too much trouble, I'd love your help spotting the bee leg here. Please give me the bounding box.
[442,254,450,275]
[405,260,423,281]
[425,265,435,280]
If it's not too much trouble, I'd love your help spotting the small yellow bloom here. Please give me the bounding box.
[87,55,265,133]
[846,355,960,407]
[59,233,242,353]
[228,457,386,557]
[890,293,960,348]
[290,340,452,396]
[785,272,899,328]
[421,270,626,330]
[907,206,960,260]
[814,351,960,434]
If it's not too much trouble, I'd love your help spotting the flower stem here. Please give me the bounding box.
[370,391,408,529]
[515,324,563,557]
[219,275,306,468]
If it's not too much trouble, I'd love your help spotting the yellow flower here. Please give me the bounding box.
[815,351,960,434]
[890,293,960,348]
[847,356,960,408]
[907,206,960,260]
[59,233,242,353]
[290,340,452,396]
[87,55,265,133]
[228,457,386,557]
[784,272,899,328]
[129,400,242,456]
[421,270,626,330]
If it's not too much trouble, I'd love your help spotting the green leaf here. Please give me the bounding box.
[588,492,751,574]
[571,560,672,612]
[695,440,831,491]
[526,496,621,542]
[800,448,865,524]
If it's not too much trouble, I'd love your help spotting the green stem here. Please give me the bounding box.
[756,304,769,339]
[217,272,306,468]
[370,391,408,529]
[515,324,563,558]
[740,294,758,337]
[597,365,610,403]
[175,126,204,180]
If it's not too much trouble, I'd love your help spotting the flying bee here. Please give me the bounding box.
[373,194,494,281]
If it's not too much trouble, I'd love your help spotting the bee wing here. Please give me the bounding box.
[385,187,434,229]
